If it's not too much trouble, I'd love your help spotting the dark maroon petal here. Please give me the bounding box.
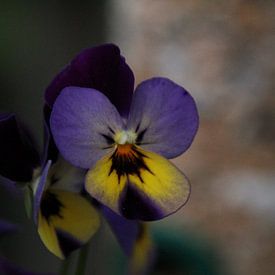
[101,206,139,256]
[45,44,134,117]
[0,114,40,182]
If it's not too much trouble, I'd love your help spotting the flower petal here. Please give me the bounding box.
[128,224,156,275]
[42,105,59,167]
[33,156,87,223]
[48,156,86,193]
[101,206,139,256]
[33,160,52,223]
[45,44,134,117]
[127,77,199,159]
[85,146,190,221]
[38,189,100,259]
[0,113,40,182]
[50,87,124,169]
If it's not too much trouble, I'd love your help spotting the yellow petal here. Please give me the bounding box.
[38,212,63,258]
[129,224,155,275]
[38,189,100,259]
[86,145,190,220]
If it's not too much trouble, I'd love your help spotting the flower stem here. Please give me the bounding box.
[75,243,90,275]
[59,257,71,275]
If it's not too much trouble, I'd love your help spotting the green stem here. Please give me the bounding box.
[59,257,71,275]
[75,243,90,275]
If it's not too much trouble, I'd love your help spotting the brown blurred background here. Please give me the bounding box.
[0,1,275,274]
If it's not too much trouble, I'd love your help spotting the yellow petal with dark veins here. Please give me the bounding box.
[86,145,190,220]
[38,189,100,259]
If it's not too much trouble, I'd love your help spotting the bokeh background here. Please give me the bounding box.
[0,1,275,274]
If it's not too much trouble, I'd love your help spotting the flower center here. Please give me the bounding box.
[109,144,151,183]
[114,130,137,145]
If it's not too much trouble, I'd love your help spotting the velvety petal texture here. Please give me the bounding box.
[127,77,199,159]
[0,114,40,182]
[50,87,124,169]
[86,146,190,221]
[45,44,134,117]
[38,189,100,259]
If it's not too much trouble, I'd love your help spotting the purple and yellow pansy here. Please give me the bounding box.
[0,113,100,259]
[50,77,199,221]
[0,43,198,274]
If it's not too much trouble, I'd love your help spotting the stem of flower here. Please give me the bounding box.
[75,243,90,275]
[59,256,71,275]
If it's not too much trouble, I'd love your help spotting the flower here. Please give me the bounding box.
[0,44,138,258]
[50,75,199,221]
[102,207,156,274]
[45,43,134,118]
[0,113,100,259]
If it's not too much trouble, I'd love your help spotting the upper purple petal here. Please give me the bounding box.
[127,77,199,159]
[0,114,40,182]
[45,44,134,117]
[50,87,124,169]
[101,206,139,256]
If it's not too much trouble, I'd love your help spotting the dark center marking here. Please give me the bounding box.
[109,144,153,183]
[40,191,63,222]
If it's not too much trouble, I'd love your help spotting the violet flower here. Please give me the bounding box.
[0,113,100,259]
[0,44,143,260]
[50,65,199,220]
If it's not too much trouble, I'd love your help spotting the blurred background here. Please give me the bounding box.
[0,1,275,274]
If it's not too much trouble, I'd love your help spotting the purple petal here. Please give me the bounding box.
[118,183,164,221]
[55,229,83,258]
[41,105,59,167]
[0,219,18,235]
[0,256,54,275]
[0,113,40,182]
[101,206,139,256]
[45,44,134,117]
[50,87,124,169]
[127,77,199,158]
[33,160,52,223]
